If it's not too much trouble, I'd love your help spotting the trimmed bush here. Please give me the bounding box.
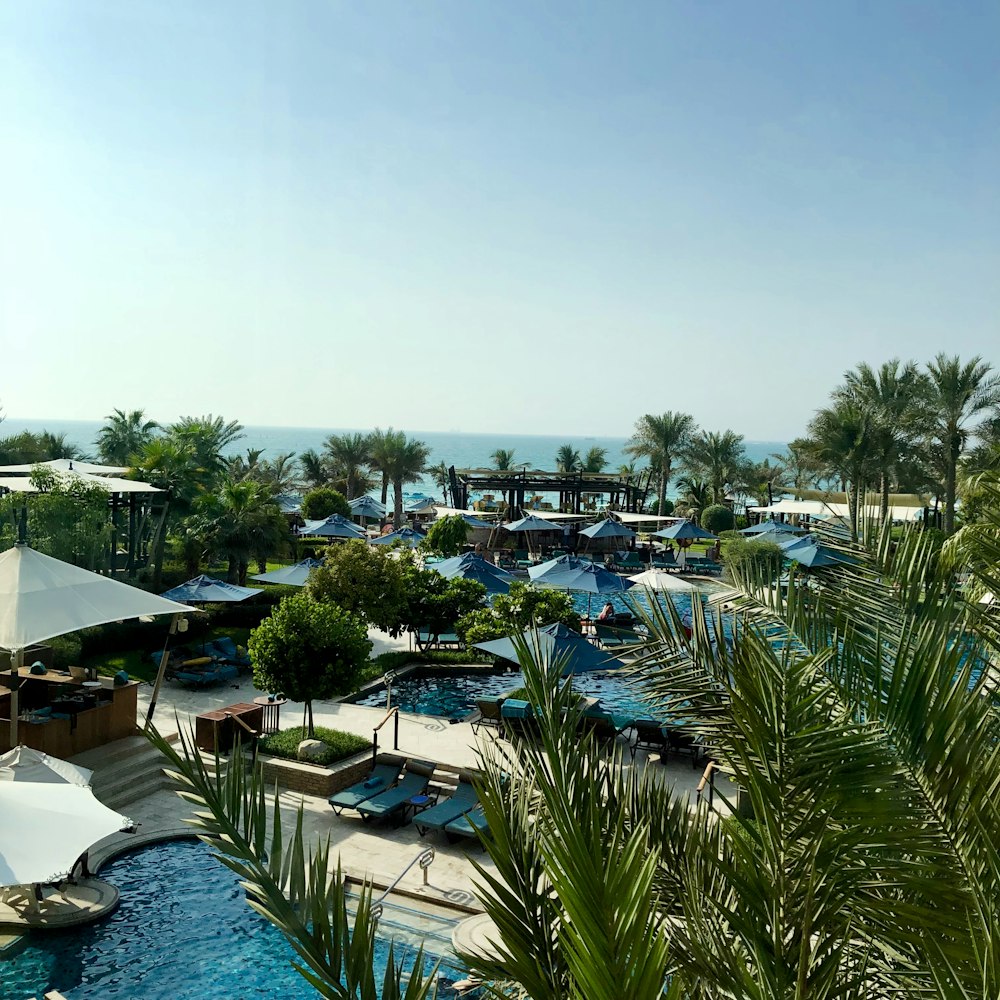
[259,725,370,766]
[702,504,736,534]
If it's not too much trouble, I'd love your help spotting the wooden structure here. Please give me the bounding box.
[448,467,652,518]
[0,671,140,758]
[195,703,263,753]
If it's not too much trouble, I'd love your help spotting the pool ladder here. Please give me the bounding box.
[372,847,435,921]
[372,705,400,765]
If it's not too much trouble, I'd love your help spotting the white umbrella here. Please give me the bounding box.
[0,782,132,886]
[0,746,92,785]
[628,570,698,593]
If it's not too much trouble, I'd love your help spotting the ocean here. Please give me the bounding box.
[3,417,787,499]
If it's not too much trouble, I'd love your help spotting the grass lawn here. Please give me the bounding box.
[259,726,371,766]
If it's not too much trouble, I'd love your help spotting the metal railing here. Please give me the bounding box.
[371,847,435,921]
[372,706,400,764]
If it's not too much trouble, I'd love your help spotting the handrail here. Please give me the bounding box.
[371,847,435,921]
[225,712,259,737]
[373,707,399,732]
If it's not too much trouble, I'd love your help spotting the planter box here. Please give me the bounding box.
[258,748,373,798]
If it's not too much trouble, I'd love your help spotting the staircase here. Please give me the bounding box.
[71,732,179,813]
[344,887,460,957]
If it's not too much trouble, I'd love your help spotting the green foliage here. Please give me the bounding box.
[721,536,783,584]
[46,634,83,669]
[307,540,405,632]
[647,498,675,516]
[301,486,351,520]
[395,556,487,638]
[0,471,112,569]
[421,514,468,556]
[97,408,159,464]
[701,503,735,534]
[259,726,370,766]
[249,594,372,736]
[457,580,579,645]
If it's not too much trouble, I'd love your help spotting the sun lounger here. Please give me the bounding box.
[613,551,645,573]
[328,754,406,815]
[207,637,251,668]
[500,698,539,741]
[577,709,631,747]
[414,772,480,837]
[445,804,489,843]
[631,718,668,758]
[357,760,436,824]
[471,697,503,735]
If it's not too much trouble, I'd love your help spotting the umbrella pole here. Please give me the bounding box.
[145,614,179,731]
[8,648,23,746]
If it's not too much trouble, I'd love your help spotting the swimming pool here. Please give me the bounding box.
[2,840,466,1000]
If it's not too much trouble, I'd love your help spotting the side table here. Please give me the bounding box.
[253,696,288,735]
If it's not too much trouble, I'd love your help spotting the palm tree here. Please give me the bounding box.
[739,458,790,508]
[582,446,608,473]
[323,432,374,499]
[554,443,581,472]
[674,476,710,521]
[683,429,746,504]
[771,437,823,494]
[167,415,244,486]
[807,400,875,541]
[430,460,451,506]
[491,448,516,470]
[297,448,329,491]
[381,433,429,526]
[626,412,696,516]
[368,427,405,506]
[190,478,287,584]
[833,359,928,523]
[924,353,1000,533]
[97,408,159,465]
[38,431,84,461]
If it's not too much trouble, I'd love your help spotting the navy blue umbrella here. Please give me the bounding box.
[653,520,719,542]
[578,518,636,541]
[474,622,618,675]
[250,558,323,587]
[739,518,805,536]
[299,514,367,539]
[434,553,514,594]
[504,514,556,533]
[371,526,426,548]
[160,575,260,602]
[349,495,386,520]
[781,536,847,568]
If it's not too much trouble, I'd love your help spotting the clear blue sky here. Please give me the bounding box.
[2,1,997,439]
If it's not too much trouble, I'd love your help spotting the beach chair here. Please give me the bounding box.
[328,754,406,815]
[471,697,504,735]
[666,728,703,767]
[651,551,677,570]
[513,549,533,570]
[614,551,645,573]
[577,709,628,749]
[445,804,489,844]
[357,760,436,824]
[594,623,643,649]
[500,698,539,741]
[414,772,480,837]
[208,637,251,668]
[631,718,668,759]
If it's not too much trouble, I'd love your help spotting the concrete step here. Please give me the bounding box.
[344,889,459,953]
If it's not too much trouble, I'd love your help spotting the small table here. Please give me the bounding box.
[403,794,434,823]
[253,696,288,735]
[82,681,103,690]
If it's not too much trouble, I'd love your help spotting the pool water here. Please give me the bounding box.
[1,840,465,1000]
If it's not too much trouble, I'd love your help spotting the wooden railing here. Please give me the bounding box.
[372,706,400,764]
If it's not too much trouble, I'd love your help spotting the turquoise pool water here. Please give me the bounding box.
[1,840,465,999]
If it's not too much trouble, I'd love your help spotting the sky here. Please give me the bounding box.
[1,1,998,439]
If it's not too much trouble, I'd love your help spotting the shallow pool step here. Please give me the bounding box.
[344,889,460,954]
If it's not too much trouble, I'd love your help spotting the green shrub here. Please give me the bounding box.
[47,634,82,669]
[259,725,370,766]
[701,504,735,534]
[301,487,351,521]
[723,536,783,584]
[421,515,469,557]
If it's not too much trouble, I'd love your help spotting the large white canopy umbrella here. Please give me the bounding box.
[628,570,699,593]
[0,746,92,785]
[0,782,132,886]
[0,544,194,739]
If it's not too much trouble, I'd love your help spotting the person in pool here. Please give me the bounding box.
[597,602,615,622]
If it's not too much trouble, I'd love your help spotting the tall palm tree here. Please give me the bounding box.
[491,448,516,470]
[96,408,159,465]
[833,359,927,523]
[382,433,429,526]
[683,429,746,504]
[430,460,451,506]
[771,437,823,494]
[674,475,710,521]
[167,415,244,486]
[297,448,329,491]
[582,446,608,473]
[368,427,405,506]
[554,444,581,472]
[323,432,374,499]
[924,353,1000,533]
[626,412,696,516]
[38,431,84,461]
[739,458,790,508]
[807,400,875,541]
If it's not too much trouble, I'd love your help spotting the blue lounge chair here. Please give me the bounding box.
[414,772,480,837]
[445,805,489,843]
[208,637,251,667]
[357,760,436,824]
[328,755,406,815]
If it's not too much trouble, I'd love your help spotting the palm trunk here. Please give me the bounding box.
[944,440,959,535]
[380,474,389,506]
[150,498,171,590]
[393,477,404,527]
[849,479,861,543]
[226,555,239,583]
[658,461,669,514]
[880,471,890,525]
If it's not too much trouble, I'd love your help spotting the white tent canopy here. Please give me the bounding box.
[0,544,194,651]
[628,570,698,592]
[0,746,92,785]
[749,499,924,523]
[0,471,160,494]
[0,782,131,886]
[511,509,589,522]
[433,506,501,520]
[0,458,128,476]
[601,510,681,525]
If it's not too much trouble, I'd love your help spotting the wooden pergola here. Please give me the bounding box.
[448,466,653,519]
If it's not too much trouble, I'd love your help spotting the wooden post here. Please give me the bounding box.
[8,648,23,746]
[144,614,179,730]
